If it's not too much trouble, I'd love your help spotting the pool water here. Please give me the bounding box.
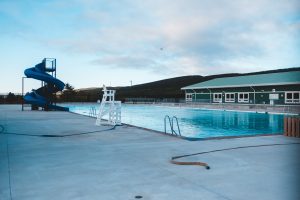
[64,103,284,138]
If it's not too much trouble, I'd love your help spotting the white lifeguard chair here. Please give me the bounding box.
[96,85,121,126]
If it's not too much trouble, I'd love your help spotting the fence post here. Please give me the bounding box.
[288,117,291,136]
[284,117,288,136]
[284,116,300,137]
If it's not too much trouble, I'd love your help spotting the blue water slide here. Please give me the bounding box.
[23,59,69,111]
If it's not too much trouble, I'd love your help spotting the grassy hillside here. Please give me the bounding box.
[70,67,300,102]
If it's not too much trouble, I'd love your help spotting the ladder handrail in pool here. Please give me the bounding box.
[164,115,181,136]
[89,106,97,117]
[172,116,181,136]
[164,115,173,134]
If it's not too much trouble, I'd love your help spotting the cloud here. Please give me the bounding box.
[91,55,156,70]
[2,0,299,76]
[77,1,300,74]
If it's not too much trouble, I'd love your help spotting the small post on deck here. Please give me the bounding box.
[21,77,26,111]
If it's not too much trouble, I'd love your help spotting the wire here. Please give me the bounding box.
[1,124,13,200]
[171,142,300,170]
[6,136,13,200]
[1,124,122,137]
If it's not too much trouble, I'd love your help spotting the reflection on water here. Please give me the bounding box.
[64,103,284,138]
[180,110,283,137]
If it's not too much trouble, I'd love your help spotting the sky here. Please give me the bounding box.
[0,0,299,93]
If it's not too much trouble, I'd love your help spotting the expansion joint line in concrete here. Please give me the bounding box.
[6,133,13,200]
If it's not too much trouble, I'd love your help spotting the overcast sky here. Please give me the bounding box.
[0,0,299,93]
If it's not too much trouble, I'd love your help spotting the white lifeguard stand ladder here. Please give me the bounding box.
[96,85,121,126]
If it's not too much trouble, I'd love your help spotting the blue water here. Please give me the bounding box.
[64,103,284,138]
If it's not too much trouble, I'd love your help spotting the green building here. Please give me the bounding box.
[182,71,300,105]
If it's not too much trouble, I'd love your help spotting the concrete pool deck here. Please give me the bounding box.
[1,105,300,200]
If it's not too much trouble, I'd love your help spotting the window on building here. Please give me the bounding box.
[186,93,193,101]
[225,93,235,102]
[238,93,249,103]
[213,93,222,103]
[285,91,300,104]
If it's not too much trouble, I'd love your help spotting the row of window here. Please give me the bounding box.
[186,94,192,101]
[213,93,249,103]
[286,91,300,103]
[186,91,300,104]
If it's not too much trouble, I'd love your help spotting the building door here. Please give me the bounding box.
[213,93,222,103]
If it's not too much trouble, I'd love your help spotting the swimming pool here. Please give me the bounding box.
[64,103,284,139]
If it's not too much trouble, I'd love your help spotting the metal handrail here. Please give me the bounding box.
[172,116,181,136]
[89,106,97,117]
[164,115,173,134]
[164,115,181,136]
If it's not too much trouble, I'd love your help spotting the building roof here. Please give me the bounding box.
[182,71,300,90]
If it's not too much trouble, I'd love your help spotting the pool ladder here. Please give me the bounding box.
[164,115,181,136]
[89,106,97,117]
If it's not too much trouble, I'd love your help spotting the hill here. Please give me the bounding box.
[70,67,300,102]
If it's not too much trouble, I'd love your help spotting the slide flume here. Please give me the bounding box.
[24,59,68,111]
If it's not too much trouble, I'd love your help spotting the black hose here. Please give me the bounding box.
[1,124,122,137]
[171,142,300,169]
